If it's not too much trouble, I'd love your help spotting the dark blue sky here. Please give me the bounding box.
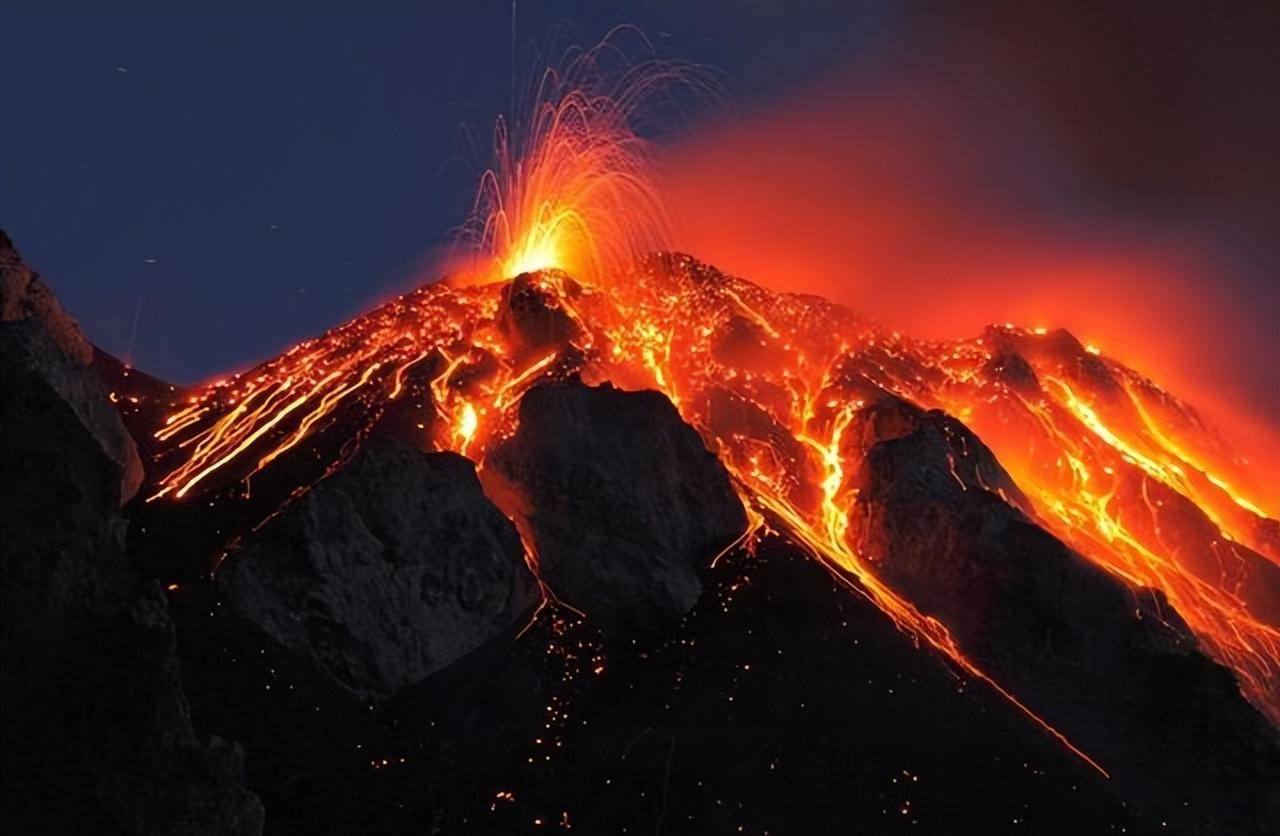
[1,1,893,381]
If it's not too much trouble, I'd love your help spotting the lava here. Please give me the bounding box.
[453,27,716,285]
[131,32,1279,779]
[135,249,1280,749]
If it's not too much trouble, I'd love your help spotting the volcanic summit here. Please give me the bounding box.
[2,228,1278,834]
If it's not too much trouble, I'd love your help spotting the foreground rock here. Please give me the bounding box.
[486,380,747,635]
[0,231,143,501]
[848,395,1280,835]
[217,436,538,700]
[1,242,263,835]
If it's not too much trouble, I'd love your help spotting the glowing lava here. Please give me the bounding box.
[455,28,714,285]
[133,32,1278,777]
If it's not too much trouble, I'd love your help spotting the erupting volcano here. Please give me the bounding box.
[3,24,1279,836]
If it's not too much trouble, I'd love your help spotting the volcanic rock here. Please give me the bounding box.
[495,271,584,358]
[0,233,143,502]
[216,436,538,700]
[848,395,1280,835]
[485,380,748,636]
[984,324,1119,398]
[982,350,1040,394]
[0,230,93,365]
[1112,470,1280,626]
[710,314,789,374]
[700,386,823,511]
[0,309,262,834]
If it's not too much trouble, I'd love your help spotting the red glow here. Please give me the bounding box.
[662,78,1279,511]
[129,35,1279,772]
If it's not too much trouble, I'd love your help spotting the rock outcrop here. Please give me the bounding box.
[848,395,1280,835]
[495,270,584,359]
[0,275,263,834]
[217,436,538,700]
[486,380,748,635]
[0,232,143,502]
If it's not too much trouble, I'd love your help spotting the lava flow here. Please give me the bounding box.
[131,32,1279,776]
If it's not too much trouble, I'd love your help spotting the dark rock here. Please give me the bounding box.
[217,436,538,700]
[699,386,822,512]
[0,233,143,502]
[178,536,1161,836]
[710,314,788,374]
[848,395,1280,835]
[495,271,583,359]
[984,324,1119,399]
[0,230,93,365]
[1113,470,1280,626]
[982,351,1040,395]
[1,311,262,833]
[485,381,748,636]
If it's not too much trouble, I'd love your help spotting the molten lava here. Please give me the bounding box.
[133,32,1278,777]
[137,250,1280,744]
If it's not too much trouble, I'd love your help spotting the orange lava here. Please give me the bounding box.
[137,34,1278,777]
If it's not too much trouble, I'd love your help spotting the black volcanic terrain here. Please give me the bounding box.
[3,231,1278,835]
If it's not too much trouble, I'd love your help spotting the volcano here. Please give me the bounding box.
[3,229,1278,835]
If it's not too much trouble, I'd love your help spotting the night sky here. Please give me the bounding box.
[2,2,1276,447]
[1,1,892,380]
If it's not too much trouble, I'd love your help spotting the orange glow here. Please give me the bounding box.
[454,28,716,286]
[142,249,1280,759]
[135,38,1279,778]
[661,79,1279,513]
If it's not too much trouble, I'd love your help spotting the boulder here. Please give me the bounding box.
[848,395,1280,835]
[217,436,538,700]
[485,381,747,636]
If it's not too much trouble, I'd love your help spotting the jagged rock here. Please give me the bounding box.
[1113,470,1280,626]
[848,395,1280,835]
[217,436,537,700]
[0,230,92,365]
[711,314,789,374]
[0,233,143,502]
[700,386,822,512]
[984,324,1120,399]
[495,271,583,358]
[1,313,262,834]
[485,381,748,635]
[982,351,1040,394]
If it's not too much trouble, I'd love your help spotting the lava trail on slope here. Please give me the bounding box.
[114,252,1280,732]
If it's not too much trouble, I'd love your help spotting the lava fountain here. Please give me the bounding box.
[454,27,716,285]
